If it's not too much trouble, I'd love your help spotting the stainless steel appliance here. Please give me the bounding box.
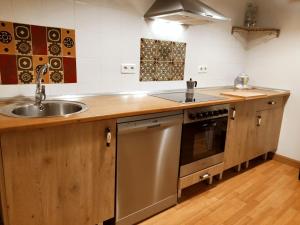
[144,0,230,25]
[186,78,197,93]
[180,105,229,178]
[151,92,225,103]
[116,111,183,225]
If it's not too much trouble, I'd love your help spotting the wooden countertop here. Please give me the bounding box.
[0,87,290,133]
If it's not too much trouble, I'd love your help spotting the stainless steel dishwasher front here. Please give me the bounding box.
[116,111,183,225]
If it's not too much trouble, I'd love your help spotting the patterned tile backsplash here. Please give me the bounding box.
[0,21,77,85]
[140,38,186,81]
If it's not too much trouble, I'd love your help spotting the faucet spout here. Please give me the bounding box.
[35,64,48,108]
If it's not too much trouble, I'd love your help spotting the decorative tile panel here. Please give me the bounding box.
[140,38,186,82]
[0,21,77,85]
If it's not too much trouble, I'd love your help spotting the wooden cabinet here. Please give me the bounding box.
[224,96,286,170]
[224,102,254,170]
[248,100,284,160]
[0,120,116,225]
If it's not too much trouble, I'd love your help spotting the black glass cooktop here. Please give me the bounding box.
[151,92,225,103]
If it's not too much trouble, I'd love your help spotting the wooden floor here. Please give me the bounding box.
[140,160,300,225]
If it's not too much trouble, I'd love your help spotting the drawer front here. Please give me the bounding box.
[179,163,224,189]
[255,96,283,111]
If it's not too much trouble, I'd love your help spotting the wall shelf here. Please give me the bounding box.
[232,26,280,38]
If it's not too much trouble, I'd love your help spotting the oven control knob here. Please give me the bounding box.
[196,113,204,119]
[188,113,196,120]
[203,112,209,117]
[208,111,214,116]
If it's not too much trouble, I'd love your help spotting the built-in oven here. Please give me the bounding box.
[180,105,229,178]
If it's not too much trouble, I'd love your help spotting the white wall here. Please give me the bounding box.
[0,0,247,97]
[246,0,300,161]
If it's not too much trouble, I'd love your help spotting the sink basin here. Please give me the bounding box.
[0,100,88,118]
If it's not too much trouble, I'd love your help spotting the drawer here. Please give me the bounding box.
[255,96,283,111]
[179,163,224,190]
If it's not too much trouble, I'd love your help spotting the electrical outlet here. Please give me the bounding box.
[121,64,137,74]
[198,65,208,73]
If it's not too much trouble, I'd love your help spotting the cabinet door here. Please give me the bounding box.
[0,120,116,225]
[224,102,252,170]
[254,106,284,158]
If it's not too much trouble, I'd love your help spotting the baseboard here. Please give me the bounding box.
[272,154,300,168]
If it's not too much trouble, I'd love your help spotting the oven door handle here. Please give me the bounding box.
[201,122,217,128]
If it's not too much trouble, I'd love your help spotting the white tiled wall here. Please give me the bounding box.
[246,0,300,161]
[0,0,247,97]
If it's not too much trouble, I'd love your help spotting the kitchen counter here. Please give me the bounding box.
[0,87,290,133]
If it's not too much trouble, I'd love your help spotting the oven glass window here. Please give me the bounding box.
[180,117,228,166]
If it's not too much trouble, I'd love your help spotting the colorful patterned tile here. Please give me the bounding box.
[172,62,185,80]
[49,70,64,84]
[47,42,61,56]
[0,21,16,55]
[31,25,47,55]
[17,55,33,71]
[140,38,158,61]
[140,60,157,81]
[18,70,34,84]
[0,54,18,84]
[61,29,76,57]
[157,40,173,62]
[0,21,77,85]
[16,55,34,84]
[15,40,32,55]
[48,57,63,71]
[63,57,77,83]
[47,27,62,56]
[33,55,49,83]
[47,27,61,43]
[156,61,172,81]
[140,38,186,82]
[14,23,31,41]
[172,42,186,62]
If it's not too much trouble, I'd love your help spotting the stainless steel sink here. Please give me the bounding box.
[0,100,88,118]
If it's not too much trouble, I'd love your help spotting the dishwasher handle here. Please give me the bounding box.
[118,115,183,134]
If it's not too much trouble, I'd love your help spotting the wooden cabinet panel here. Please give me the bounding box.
[0,120,116,225]
[251,106,284,159]
[224,102,254,170]
[224,97,285,169]
[255,96,283,111]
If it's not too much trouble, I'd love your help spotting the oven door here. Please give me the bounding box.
[180,116,228,177]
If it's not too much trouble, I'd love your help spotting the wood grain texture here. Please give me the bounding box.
[179,163,224,190]
[0,140,8,225]
[273,154,300,168]
[140,160,300,225]
[221,91,267,98]
[225,96,285,169]
[247,99,284,160]
[0,87,290,133]
[0,120,116,225]
[224,101,255,169]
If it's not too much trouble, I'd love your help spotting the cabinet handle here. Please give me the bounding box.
[106,128,112,147]
[231,108,236,120]
[200,173,210,180]
[268,101,276,105]
[257,116,262,127]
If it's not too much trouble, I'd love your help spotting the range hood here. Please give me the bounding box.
[144,0,230,25]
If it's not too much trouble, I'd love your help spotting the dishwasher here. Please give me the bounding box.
[116,111,183,225]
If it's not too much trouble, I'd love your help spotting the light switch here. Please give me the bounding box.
[121,64,137,74]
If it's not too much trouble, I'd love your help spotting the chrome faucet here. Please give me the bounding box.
[35,64,48,108]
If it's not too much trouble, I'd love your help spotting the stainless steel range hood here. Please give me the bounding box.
[144,0,230,25]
